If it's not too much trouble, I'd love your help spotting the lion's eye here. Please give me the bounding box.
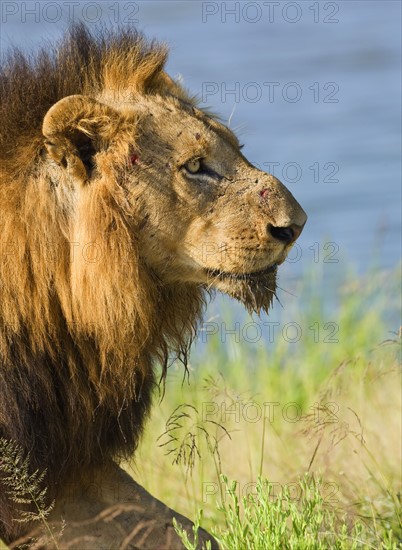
[183,158,202,174]
[181,157,221,183]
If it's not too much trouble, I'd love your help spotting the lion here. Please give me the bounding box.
[0,25,306,548]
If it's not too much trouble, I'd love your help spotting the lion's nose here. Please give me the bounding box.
[268,222,305,245]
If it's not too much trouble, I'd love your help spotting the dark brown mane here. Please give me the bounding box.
[0,26,205,541]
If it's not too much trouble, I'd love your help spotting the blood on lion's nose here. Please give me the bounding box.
[258,176,307,243]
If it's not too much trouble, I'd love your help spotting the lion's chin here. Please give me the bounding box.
[205,266,278,315]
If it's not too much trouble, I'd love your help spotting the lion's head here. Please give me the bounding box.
[42,78,306,318]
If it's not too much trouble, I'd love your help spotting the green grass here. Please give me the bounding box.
[132,265,401,549]
[174,475,400,549]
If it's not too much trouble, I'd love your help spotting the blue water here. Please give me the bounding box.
[1,1,400,324]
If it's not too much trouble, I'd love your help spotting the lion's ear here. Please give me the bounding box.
[42,94,121,185]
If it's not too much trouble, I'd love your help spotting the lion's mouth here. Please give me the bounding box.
[205,263,278,281]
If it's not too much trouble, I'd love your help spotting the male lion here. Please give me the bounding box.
[0,25,306,548]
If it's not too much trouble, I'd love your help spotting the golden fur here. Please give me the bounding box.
[0,25,306,542]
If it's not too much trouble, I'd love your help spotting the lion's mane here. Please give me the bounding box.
[0,25,205,539]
